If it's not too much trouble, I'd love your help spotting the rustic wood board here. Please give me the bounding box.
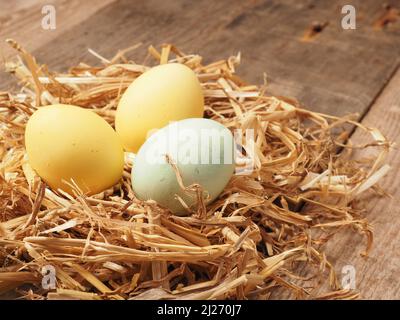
[1,0,400,116]
[0,0,116,90]
[272,67,400,300]
[310,67,400,299]
[0,0,399,299]
[0,0,116,56]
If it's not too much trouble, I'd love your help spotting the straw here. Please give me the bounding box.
[0,40,390,300]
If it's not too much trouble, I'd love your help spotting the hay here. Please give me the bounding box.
[0,40,390,300]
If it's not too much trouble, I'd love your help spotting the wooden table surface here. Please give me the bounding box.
[0,0,399,299]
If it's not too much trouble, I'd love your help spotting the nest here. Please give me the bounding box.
[0,40,390,300]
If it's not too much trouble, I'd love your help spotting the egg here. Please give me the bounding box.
[25,104,124,195]
[132,118,235,214]
[115,63,204,152]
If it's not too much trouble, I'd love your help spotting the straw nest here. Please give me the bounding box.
[0,40,390,300]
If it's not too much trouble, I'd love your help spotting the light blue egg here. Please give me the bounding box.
[132,118,235,214]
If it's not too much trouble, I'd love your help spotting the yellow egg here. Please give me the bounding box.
[115,63,204,152]
[25,104,124,195]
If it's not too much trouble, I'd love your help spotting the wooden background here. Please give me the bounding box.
[0,0,399,299]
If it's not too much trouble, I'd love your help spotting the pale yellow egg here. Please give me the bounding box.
[115,63,204,152]
[25,104,124,195]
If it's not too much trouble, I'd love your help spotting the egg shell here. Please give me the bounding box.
[25,104,124,195]
[132,118,235,214]
[115,63,204,152]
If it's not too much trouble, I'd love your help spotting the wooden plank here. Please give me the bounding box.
[1,0,400,299]
[202,0,400,115]
[272,67,400,300]
[0,0,117,56]
[310,67,400,299]
[0,0,117,90]
[0,0,43,19]
[2,0,399,118]
[18,0,260,68]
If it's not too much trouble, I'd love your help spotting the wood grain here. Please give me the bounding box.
[0,0,116,90]
[2,0,400,117]
[272,66,400,300]
[197,0,400,116]
[309,67,400,299]
[0,0,116,54]
[0,0,399,299]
